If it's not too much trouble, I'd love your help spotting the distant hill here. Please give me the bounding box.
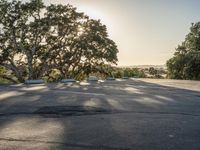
[118,65,167,69]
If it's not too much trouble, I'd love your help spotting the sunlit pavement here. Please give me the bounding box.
[0,79,200,150]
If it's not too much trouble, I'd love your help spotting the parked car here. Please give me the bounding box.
[106,77,116,80]
[61,79,77,83]
[87,76,98,82]
[122,76,129,79]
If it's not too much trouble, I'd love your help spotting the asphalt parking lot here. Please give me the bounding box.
[0,78,200,150]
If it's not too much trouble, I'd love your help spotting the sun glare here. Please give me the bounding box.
[77,26,84,36]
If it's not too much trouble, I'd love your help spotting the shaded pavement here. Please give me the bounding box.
[0,79,200,150]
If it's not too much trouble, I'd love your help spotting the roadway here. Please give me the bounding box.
[0,78,200,150]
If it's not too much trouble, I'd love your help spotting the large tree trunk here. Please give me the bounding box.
[26,48,35,80]
[37,62,48,79]
[27,57,33,80]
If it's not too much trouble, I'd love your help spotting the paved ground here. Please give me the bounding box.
[0,78,200,150]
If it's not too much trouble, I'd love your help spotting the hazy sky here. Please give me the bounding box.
[43,0,200,65]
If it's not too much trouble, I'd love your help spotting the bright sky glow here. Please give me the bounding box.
[24,0,200,66]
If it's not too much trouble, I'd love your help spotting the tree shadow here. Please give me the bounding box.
[0,79,200,149]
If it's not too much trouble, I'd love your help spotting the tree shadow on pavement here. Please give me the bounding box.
[0,79,200,150]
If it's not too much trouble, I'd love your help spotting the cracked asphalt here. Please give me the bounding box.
[0,78,200,150]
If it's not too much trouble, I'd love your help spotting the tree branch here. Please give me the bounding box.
[0,75,18,83]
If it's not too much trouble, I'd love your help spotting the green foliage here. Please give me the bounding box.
[0,0,118,83]
[0,66,17,83]
[149,67,157,76]
[167,22,200,80]
[110,67,146,78]
[148,67,164,78]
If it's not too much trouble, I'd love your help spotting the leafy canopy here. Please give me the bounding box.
[0,0,118,82]
[167,22,200,80]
